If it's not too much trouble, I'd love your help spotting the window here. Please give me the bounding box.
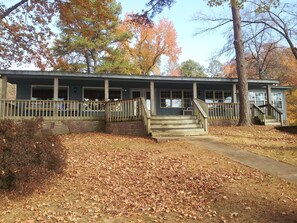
[249,92,267,106]
[83,88,122,101]
[32,86,68,100]
[183,91,193,108]
[109,89,121,100]
[160,90,171,108]
[160,90,193,108]
[272,92,282,109]
[84,88,104,101]
[205,90,232,103]
[172,91,182,108]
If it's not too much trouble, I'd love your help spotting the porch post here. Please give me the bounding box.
[53,77,59,100]
[193,82,197,99]
[104,79,109,101]
[150,81,155,115]
[232,83,237,103]
[1,75,7,99]
[266,84,272,105]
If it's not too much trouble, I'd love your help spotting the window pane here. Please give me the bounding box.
[184,98,192,108]
[109,89,121,100]
[272,92,282,109]
[224,91,232,103]
[161,99,171,108]
[172,99,182,108]
[161,91,170,98]
[84,89,104,100]
[205,91,214,103]
[183,91,193,98]
[172,90,182,99]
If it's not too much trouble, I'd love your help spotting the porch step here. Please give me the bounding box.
[152,128,205,137]
[150,115,206,137]
[264,119,281,126]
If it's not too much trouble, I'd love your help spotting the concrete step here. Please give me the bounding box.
[151,115,195,120]
[151,119,198,125]
[152,128,206,137]
[151,123,201,129]
[265,120,281,126]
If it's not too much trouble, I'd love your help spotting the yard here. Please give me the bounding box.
[0,127,297,222]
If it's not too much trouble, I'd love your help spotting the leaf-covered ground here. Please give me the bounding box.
[210,125,297,166]
[1,132,297,222]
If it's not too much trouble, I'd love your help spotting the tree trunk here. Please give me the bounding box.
[230,0,251,126]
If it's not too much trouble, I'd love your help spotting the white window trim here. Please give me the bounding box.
[159,89,192,109]
[31,85,69,100]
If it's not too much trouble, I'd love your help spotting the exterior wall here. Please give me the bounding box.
[17,84,31,99]
[42,119,105,135]
[248,89,287,121]
[105,120,146,136]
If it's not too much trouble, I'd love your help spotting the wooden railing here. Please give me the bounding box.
[193,99,208,132]
[251,104,265,124]
[140,97,151,135]
[259,103,283,126]
[0,99,105,120]
[105,98,144,122]
[207,102,240,120]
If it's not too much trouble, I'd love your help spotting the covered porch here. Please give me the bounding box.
[0,70,286,135]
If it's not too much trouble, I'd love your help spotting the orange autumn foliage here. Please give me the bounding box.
[119,16,181,75]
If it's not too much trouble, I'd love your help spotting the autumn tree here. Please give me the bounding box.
[52,0,130,74]
[119,17,181,75]
[180,60,207,77]
[207,59,224,78]
[0,0,57,69]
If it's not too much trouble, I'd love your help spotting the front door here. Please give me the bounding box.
[131,89,150,111]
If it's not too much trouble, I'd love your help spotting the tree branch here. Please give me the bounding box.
[0,0,28,20]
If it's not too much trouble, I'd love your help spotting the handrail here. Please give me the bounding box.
[0,99,105,120]
[140,97,151,135]
[259,103,283,126]
[105,98,143,122]
[251,103,265,124]
[193,99,208,132]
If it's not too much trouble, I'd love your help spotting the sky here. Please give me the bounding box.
[118,0,232,67]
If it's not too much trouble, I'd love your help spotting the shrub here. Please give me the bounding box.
[0,118,67,192]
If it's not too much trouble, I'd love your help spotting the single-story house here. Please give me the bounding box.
[0,70,289,137]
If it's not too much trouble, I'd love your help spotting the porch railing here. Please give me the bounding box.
[207,102,240,120]
[193,99,208,132]
[251,104,265,124]
[105,98,143,122]
[259,103,283,126]
[0,99,105,120]
[140,97,151,135]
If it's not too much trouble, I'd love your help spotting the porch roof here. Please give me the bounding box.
[1,69,280,85]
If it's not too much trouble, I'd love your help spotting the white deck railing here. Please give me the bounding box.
[105,98,144,122]
[0,99,105,120]
[207,102,240,120]
[193,99,208,132]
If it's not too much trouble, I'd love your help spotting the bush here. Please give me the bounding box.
[0,118,67,192]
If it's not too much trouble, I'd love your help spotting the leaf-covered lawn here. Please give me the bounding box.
[1,132,297,222]
[210,125,297,166]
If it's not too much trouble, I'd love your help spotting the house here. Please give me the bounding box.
[0,70,289,137]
